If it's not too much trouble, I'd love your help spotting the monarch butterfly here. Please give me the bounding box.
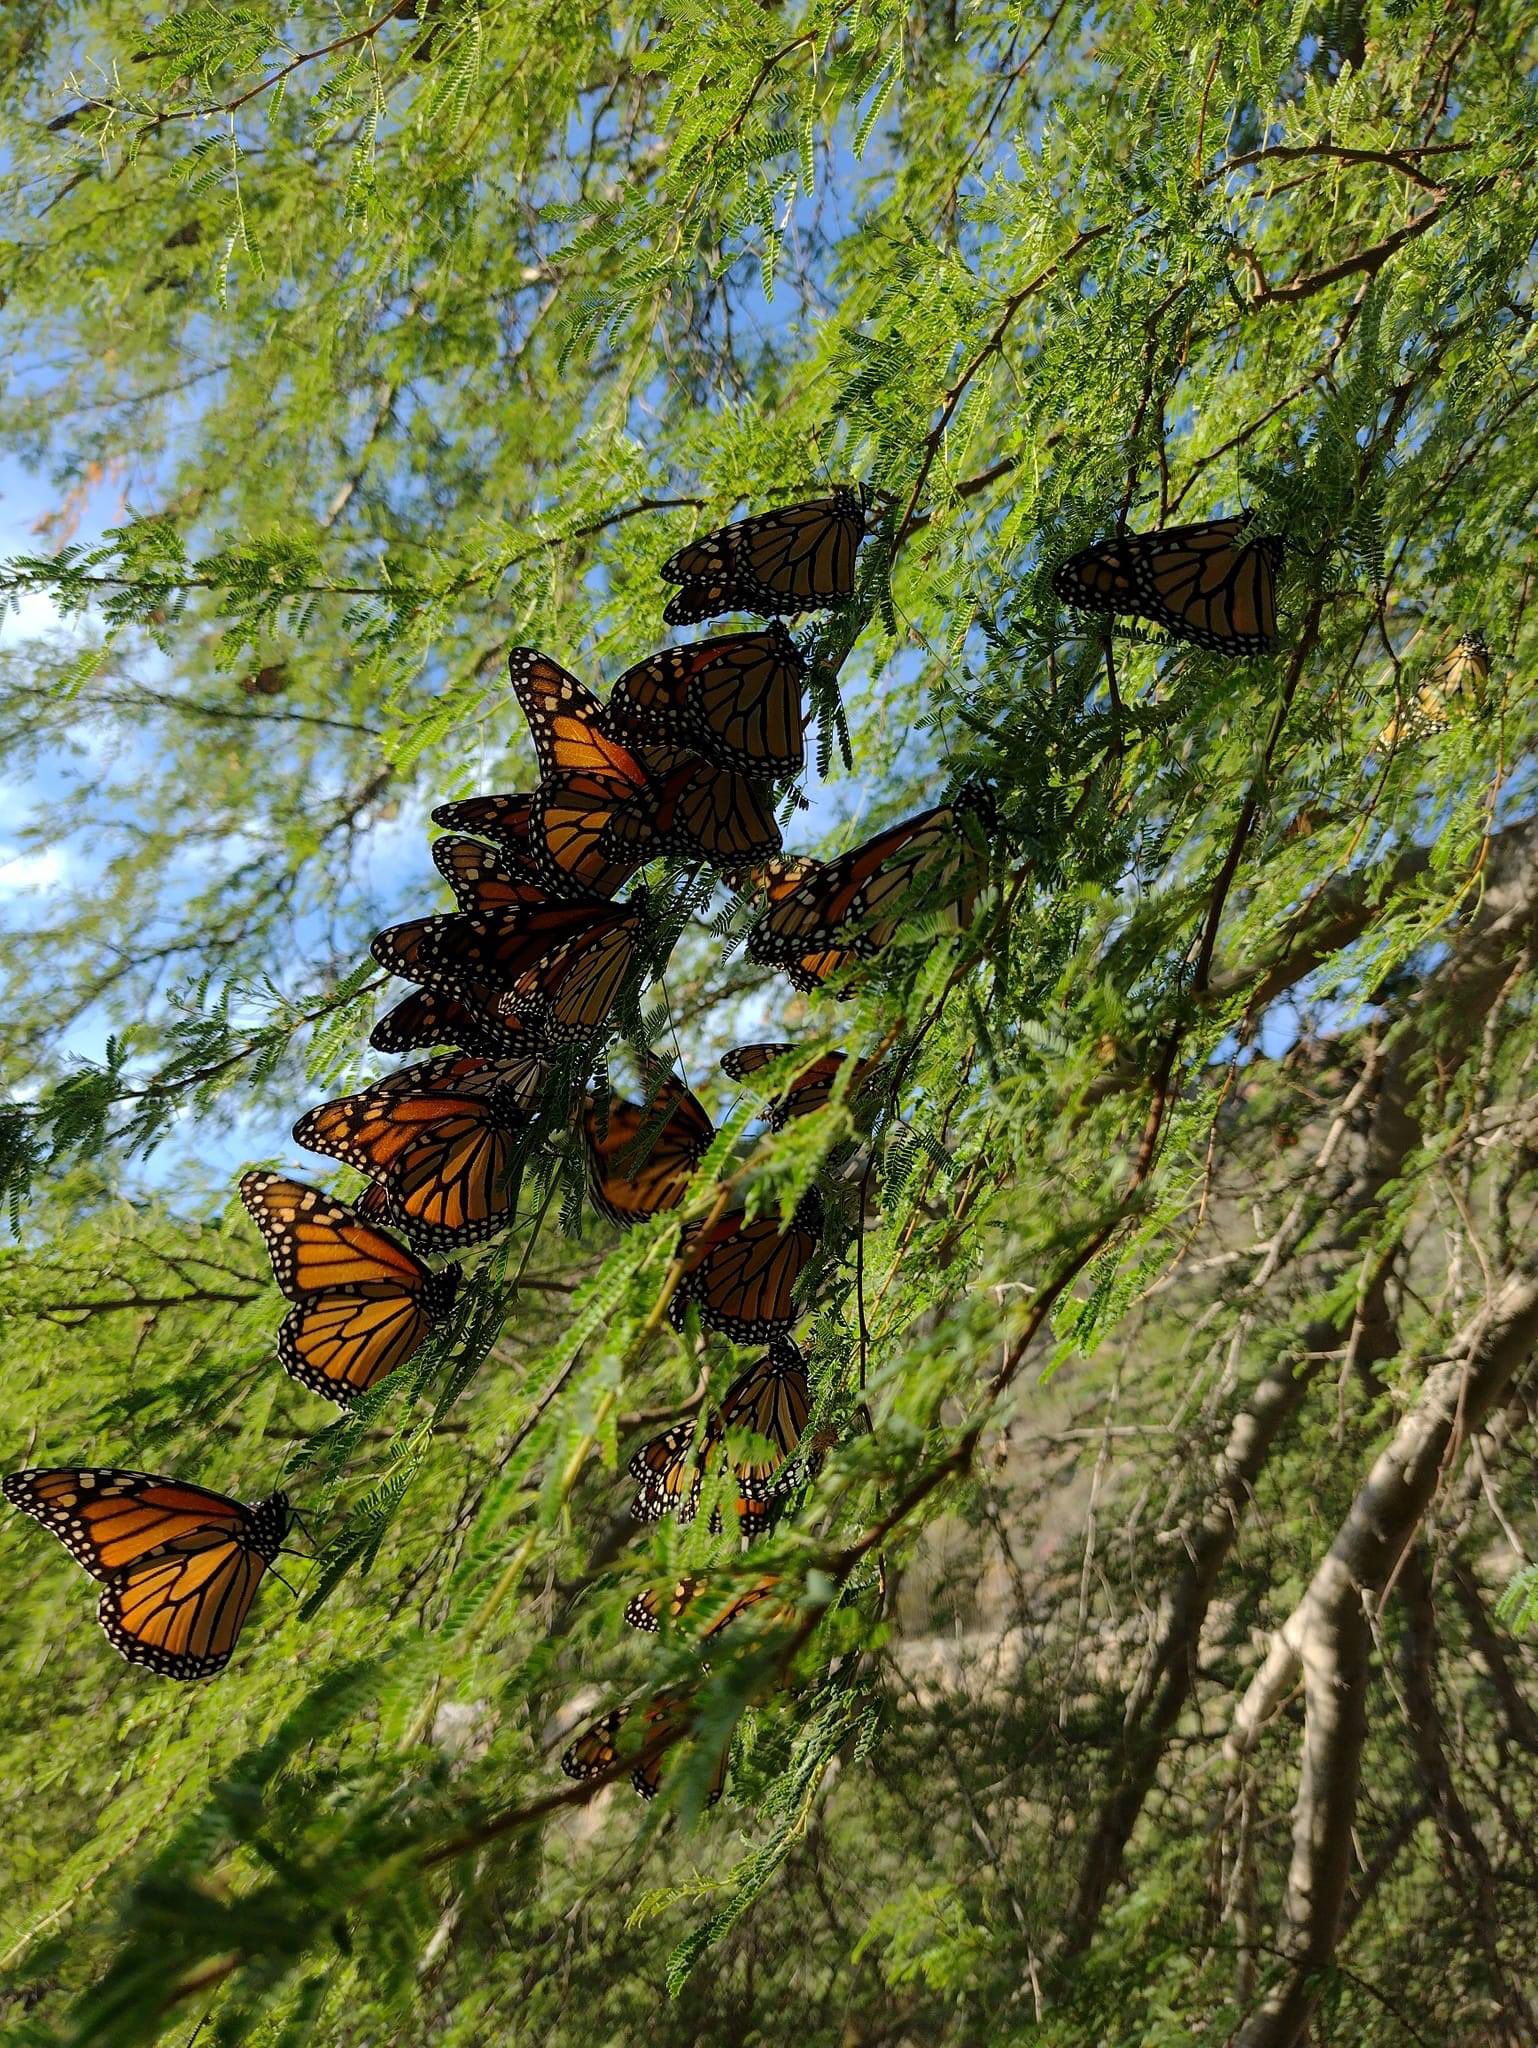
[431,792,537,861]
[669,1195,823,1343]
[604,624,807,777]
[1052,516,1283,655]
[720,1044,877,1129]
[514,647,781,877]
[624,1573,785,1637]
[511,647,658,898]
[240,1172,459,1403]
[732,857,866,991]
[1377,632,1491,749]
[746,803,989,986]
[432,832,545,914]
[584,1074,714,1226]
[630,745,783,867]
[3,1468,290,1679]
[373,898,642,1047]
[629,1335,814,1526]
[660,488,877,626]
[369,984,535,1060]
[560,1694,729,1805]
[292,1054,547,1251]
[623,1575,703,1633]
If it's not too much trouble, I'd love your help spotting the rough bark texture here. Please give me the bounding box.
[1229,1263,1538,2048]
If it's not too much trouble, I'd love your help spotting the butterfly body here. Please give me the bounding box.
[3,1468,289,1679]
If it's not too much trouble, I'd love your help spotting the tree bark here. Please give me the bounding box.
[1229,1261,1538,2048]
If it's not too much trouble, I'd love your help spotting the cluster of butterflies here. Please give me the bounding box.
[7,494,1304,1794]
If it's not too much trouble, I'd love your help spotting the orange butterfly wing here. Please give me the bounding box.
[239,1173,458,1403]
[584,1075,713,1225]
[509,648,655,898]
[660,489,871,626]
[605,625,806,777]
[294,1055,546,1250]
[668,1194,823,1343]
[3,1469,288,1680]
[1052,517,1282,654]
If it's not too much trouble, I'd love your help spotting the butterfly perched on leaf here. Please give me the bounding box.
[240,1172,459,1403]
[660,487,878,626]
[373,896,645,1048]
[720,1044,878,1129]
[3,1468,290,1680]
[1052,516,1283,655]
[603,624,807,778]
[584,1074,714,1226]
[746,801,991,989]
[1377,632,1491,749]
[560,1693,729,1805]
[293,1053,547,1251]
[669,1197,823,1343]
[629,1334,816,1530]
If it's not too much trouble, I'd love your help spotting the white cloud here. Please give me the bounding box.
[0,588,81,648]
[0,845,68,892]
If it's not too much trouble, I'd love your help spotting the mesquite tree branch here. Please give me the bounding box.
[1228,1259,1538,2048]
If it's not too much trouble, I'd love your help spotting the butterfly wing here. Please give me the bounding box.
[669,1193,822,1343]
[632,1694,729,1804]
[721,1044,854,1127]
[561,1704,628,1782]
[4,1470,288,1680]
[626,1422,702,1524]
[3,1468,258,1578]
[432,833,546,913]
[240,1173,457,1403]
[718,1336,812,1495]
[509,648,655,897]
[748,806,983,971]
[97,1530,270,1679]
[622,1575,701,1634]
[497,904,641,1045]
[294,1056,546,1252]
[606,625,805,777]
[661,490,869,625]
[1052,518,1282,654]
[370,985,535,1059]
[636,750,782,867]
[430,793,537,860]
[584,1076,713,1226]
